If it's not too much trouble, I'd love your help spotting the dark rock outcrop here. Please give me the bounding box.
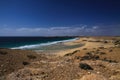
[79,63,93,70]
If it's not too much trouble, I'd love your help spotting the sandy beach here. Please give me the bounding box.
[0,36,120,80]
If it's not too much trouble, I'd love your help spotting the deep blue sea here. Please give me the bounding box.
[0,37,76,49]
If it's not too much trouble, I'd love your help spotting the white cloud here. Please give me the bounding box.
[85,26,99,33]
[0,25,100,36]
[92,26,98,29]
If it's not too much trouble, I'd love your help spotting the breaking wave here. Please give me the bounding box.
[11,38,78,49]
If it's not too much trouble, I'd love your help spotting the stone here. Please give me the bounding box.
[83,48,87,50]
[27,55,37,59]
[22,61,30,65]
[0,51,7,55]
[109,49,113,52]
[104,41,108,43]
[79,63,93,70]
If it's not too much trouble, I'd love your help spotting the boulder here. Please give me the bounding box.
[79,63,93,70]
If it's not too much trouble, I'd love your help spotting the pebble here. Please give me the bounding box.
[88,72,91,74]
[0,64,4,67]
[97,72,100,74]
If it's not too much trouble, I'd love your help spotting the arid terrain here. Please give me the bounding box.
[0,37,120,80]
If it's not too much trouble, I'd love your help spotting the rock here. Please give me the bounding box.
[99,47,104,49]
[104,41,108,43]
[64,53,73,56]
[81,52,100,60]
[80,55,90,60]
[83,48,87,50]
[27,55,37,59]
[80,73,107,80]
[86,52,93,55]
[75,56,81,59]
[114,40,120,47]
[22,61,30,65]
[79,63,93,70]
[82,40,87,41]
[93,55,100,60]
[0,51,7,55]
[88,72,91,74]
[98,64,105,68]
[102,58,117,63]
[72,50,80,54]
[3,69,7,72]
[0,64,4,67]
[114,40,120,45]
[99,52,106,55]
[97,72,100,74]
[96,49,100,51]
[109,49,113,52]
[64,50,80,56]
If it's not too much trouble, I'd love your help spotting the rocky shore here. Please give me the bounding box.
[0,37,120,80]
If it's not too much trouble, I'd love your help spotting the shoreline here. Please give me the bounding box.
[0,36,120,80]
[10,37,78,50]
[45,36,115,56]
[34,38,84,55]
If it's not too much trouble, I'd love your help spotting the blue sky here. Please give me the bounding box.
[0,0,120,36]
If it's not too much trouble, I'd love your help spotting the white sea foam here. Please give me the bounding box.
[11,38,78,49]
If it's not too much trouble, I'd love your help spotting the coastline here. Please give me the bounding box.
[0,36,120,80]
[40,36,115,56]
[34,37,84,55]
[10,37,78,50]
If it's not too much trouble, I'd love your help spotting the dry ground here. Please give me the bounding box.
[0,37,120,80]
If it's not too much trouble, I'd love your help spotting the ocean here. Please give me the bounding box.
[0,37,77,50]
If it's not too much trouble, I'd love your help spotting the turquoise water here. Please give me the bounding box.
[0,37,76,49]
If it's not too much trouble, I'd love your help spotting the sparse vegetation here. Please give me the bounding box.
[27,54,37,59]
[64,53,73,56]
[64,50,80,56]
[83,48,87,50]
[104,40,108,43]
[99,47,104,49]
[102,58,118,63]
[0,51,7,55]
[82,40,87,41]
[22,61,30,65]
[81,54,99,60]
[114,40,120,47]
[1,37,120,80]
[109,49,113,52]
[72,50,80,54]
